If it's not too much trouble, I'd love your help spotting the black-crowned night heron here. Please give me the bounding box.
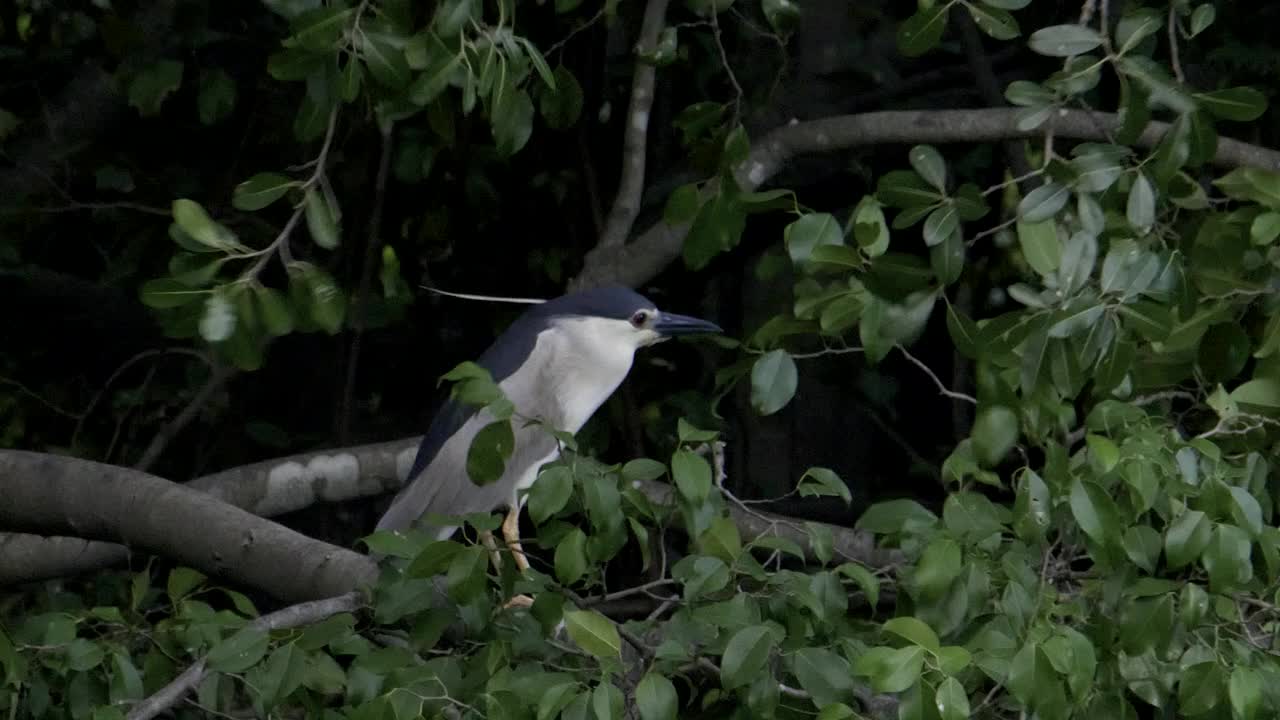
[376,285,721,571]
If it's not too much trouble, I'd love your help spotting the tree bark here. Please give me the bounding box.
[571,107,1280,291]
[0,450,378,601]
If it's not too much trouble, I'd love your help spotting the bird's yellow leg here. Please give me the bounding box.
[480,530,502,570]
[502,505,531,574]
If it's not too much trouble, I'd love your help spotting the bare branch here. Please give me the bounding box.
[571,107,1280,291]
[0,450,378,601]
[134,362,234,472]
[0,437,898,586]
[896,345,978,406]
[597,0,670,249]
[127,592,364,720]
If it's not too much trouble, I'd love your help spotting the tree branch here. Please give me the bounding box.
[596,0,670,249]
[127,591,364,720]
[570,107,1280,290]
[0,438,896,587]
[0,450,378,601]
[134,362,234,472]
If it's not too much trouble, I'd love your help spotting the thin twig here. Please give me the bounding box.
[245,107,341,281]
[896,345,977,405]
[127,592,363,720]
[338,120,395,444]
[1167,3,1185,83]
[134,362,234,472]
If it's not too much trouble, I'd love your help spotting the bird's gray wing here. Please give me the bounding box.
[376,311,549,534]
[375,396,476,533]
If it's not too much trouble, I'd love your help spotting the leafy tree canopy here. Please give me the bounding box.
[4,1,1280,719]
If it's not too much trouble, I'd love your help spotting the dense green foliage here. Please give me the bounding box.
[6,0,1280,719]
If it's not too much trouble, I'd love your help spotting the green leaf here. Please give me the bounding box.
[206,627,269,673]
[1178,662,1225,716]
[1018,182,1070,223]
[197,69,236,125]
[884,617,941,654]
[1229,667,1263,720]
[304,188,340,250]
[1204,523,1253,591]
[1189,4,1216,36]
[898,5,948,57]
[445,544,488,602]
[528,466,574,524]
[259,644,307,707]
[923,205,959,247]
[554,527,588,585]
[254,286,295,336]
[1196,87,1267,122]
[857,498,938,534]
[914,538,962,600]
[1250,212,1280,245]
[1122,525,1162,572]
[1231,378,1280,410]
[1028,24,1104,56]
[635,673,678,720]
[972,406,1018,466]
[671,449,712,502]
[465,420,515,486]
[66,639,104,672]
[792,648,854,708]
[873,646,925,693]
[1115,8,1161,51]
[359,32,411,89]
[749,349,798,415]
[877,170,942,209]
[233,173,295,211]
[128,60,184,116]
[786,213,843,265]
[1016,219,1061,276]
[909,145,947,191]
[934,676,970,720]
[173,198,234,250]
[563,603,620,654]
[622,458,667,483]
[799,467,852,504]
[720,625,776,689]
[287,7,352,50]
[698,516,743,564]
[967,4,1019,40]
[664,184,701,226]
[1070,478,1120,546]
[167,567,206,601]
[1126,173,1156,232]
[852,195,891,256]
[1165,510,1212,569]
[409,52,463,106]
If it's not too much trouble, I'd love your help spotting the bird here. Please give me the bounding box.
[376,284,722,572]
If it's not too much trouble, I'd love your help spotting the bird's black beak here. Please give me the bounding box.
[654,312,722,337]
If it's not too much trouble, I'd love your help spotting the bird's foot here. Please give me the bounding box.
[502,506,531,574]
[503,594,535,610]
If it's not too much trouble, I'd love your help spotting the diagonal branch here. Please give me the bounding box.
[0,438,897,587]
[0,450,378,601]
[596,0,671,249]
[127,592,364,720]
[570,107,1280,291]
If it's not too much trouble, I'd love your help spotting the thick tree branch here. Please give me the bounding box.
[0,438,895,586]
[570,107,1280,290]
[0,451,378,601]
[127,591,364,720]
[597,0,670,249]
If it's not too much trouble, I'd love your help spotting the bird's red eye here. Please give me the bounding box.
[630,311,648,327]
